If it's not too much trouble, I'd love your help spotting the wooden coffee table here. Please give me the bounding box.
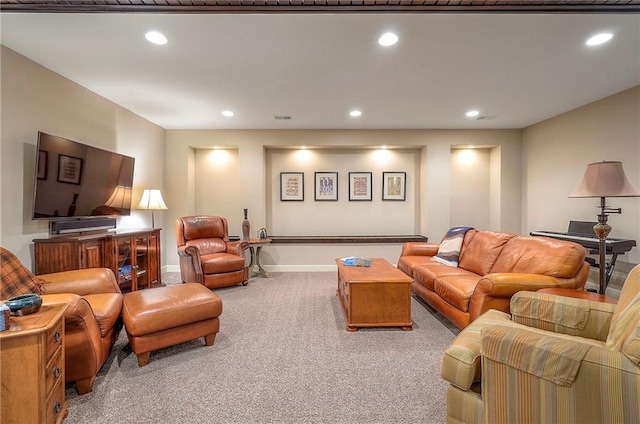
[335,258,413,332]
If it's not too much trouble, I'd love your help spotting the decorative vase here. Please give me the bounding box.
[242,208,250,240]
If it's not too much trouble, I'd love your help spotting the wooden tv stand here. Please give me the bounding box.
[33,228,161,292]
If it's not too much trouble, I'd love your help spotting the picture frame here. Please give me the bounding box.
[314,172,338,201]
[280,172,304,201]
[37,150,48,180]
[57,154,83,185]
[382,171,407,201]
[348,172,372,201]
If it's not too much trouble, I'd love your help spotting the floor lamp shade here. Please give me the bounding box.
[569,161,640,294]
[136,189,168,228]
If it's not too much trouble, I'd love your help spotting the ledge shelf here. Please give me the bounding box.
[269,235,428,244]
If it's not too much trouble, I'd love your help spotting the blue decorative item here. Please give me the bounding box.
[5,293,42,316]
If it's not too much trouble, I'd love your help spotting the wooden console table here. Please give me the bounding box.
[335,258,413,332]
[34,228,161,292]
[1,303,68,424]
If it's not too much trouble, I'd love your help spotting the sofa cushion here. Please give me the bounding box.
[414,263,479,291]
[606,265,640,365]
[458,231,514,276]
[0,247,45,299]
[491,236,586,277]
[397,255,432,277]
[435,274,483,312]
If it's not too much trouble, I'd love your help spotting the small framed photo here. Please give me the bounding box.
[382,171,407,201]
[37,150,48,180]
[57,154,83,185]
[348,172,372,201]
[280,172,304,201]
[314,172,338,201]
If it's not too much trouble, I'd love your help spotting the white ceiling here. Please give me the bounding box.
[1,13,638,130]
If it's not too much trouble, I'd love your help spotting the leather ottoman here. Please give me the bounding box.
[122,283,222,366]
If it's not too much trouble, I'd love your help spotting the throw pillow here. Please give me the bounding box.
[0,247,45,300]
[432,226,474,267]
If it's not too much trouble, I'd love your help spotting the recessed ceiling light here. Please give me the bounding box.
[378,32,399,47]
[586,33,613,46]
[221,110,234,117]
[350,110,362,117]
[145,31,168,45]
[466,110,480,117]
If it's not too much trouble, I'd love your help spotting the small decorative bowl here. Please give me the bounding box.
[5,293,42,316]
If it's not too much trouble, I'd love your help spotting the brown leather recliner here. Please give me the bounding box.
[0,248,122,395]
[175,215,249,289]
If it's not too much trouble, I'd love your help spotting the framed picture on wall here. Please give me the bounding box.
[348,172,372,201]
[314,172,338,201]
[37,150,48,180]
[280,172,304,201]
[57,154,83,185]
[382,171,406,201]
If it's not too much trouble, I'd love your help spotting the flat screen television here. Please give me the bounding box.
[32,132,135,220]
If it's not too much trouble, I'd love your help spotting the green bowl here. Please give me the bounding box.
[5,293,42,316]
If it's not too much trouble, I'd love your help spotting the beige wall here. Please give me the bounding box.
[523,86,640,264]
[0,46,166,268]
[450,148,491,229]
[165,129,522,270]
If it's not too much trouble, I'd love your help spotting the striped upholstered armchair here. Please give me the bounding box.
[441,264,640,424]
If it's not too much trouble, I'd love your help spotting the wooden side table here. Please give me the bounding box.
[248,238,271,278]
[537,287,618,304]
[1,303,68,424]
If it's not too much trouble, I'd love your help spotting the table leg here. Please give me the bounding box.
[249,246,269,278]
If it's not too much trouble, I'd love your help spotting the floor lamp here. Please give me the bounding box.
[569,161,640,295]
[136,189,168,229]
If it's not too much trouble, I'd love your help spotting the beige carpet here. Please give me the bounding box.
[64,272,457,423]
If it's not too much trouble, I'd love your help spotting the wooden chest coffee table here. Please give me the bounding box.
[335,258,413,332]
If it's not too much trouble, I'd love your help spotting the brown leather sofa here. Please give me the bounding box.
[398,229,590,329]
[0,247,122,395]
[175,215,249,289]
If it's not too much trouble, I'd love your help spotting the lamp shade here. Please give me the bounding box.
[105,185,133,209]
[569,161,640,198]
[136,189,168,210]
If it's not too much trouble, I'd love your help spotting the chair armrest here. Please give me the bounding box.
[399,242,440,257]
[226,240,249,257]
[510,291,616,341]
[40,268,121,296]
[178,245,204,284]
[469,272,586,322]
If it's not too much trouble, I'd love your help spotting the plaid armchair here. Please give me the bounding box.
[441,264,640,424]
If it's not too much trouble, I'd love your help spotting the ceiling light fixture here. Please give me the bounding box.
[378,32,399,47]
[221,110,234,117]
[145,31,168,45]
[466,110,480,117]
[586,33,613,46]
[350,110,362,117]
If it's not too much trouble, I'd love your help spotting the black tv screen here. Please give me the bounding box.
[33,132,135,220]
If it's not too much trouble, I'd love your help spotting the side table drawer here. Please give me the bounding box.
[45,319,64,364]
[45,346,64,398]
[46,379,65,424]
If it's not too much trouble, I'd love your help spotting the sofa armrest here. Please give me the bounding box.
[40,268,121,296]
[226,240,249,257]
[468,272,585,322]
[41,293,103,344]
[510,291,616,341]
[399,242,440,257]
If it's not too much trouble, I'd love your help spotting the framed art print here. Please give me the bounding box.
[314,172,338,201]
[280,172,304,201]
[382,171,406,201]
[348,172,372,201]
[57,154,83,185]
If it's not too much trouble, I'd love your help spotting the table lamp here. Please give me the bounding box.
[569,161,640,294]
[136,188,168,229]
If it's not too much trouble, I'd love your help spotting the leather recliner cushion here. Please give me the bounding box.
[458,231,514,276]
[182,217,226,241]
[186,238,227,255]
[201,253,246,274]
